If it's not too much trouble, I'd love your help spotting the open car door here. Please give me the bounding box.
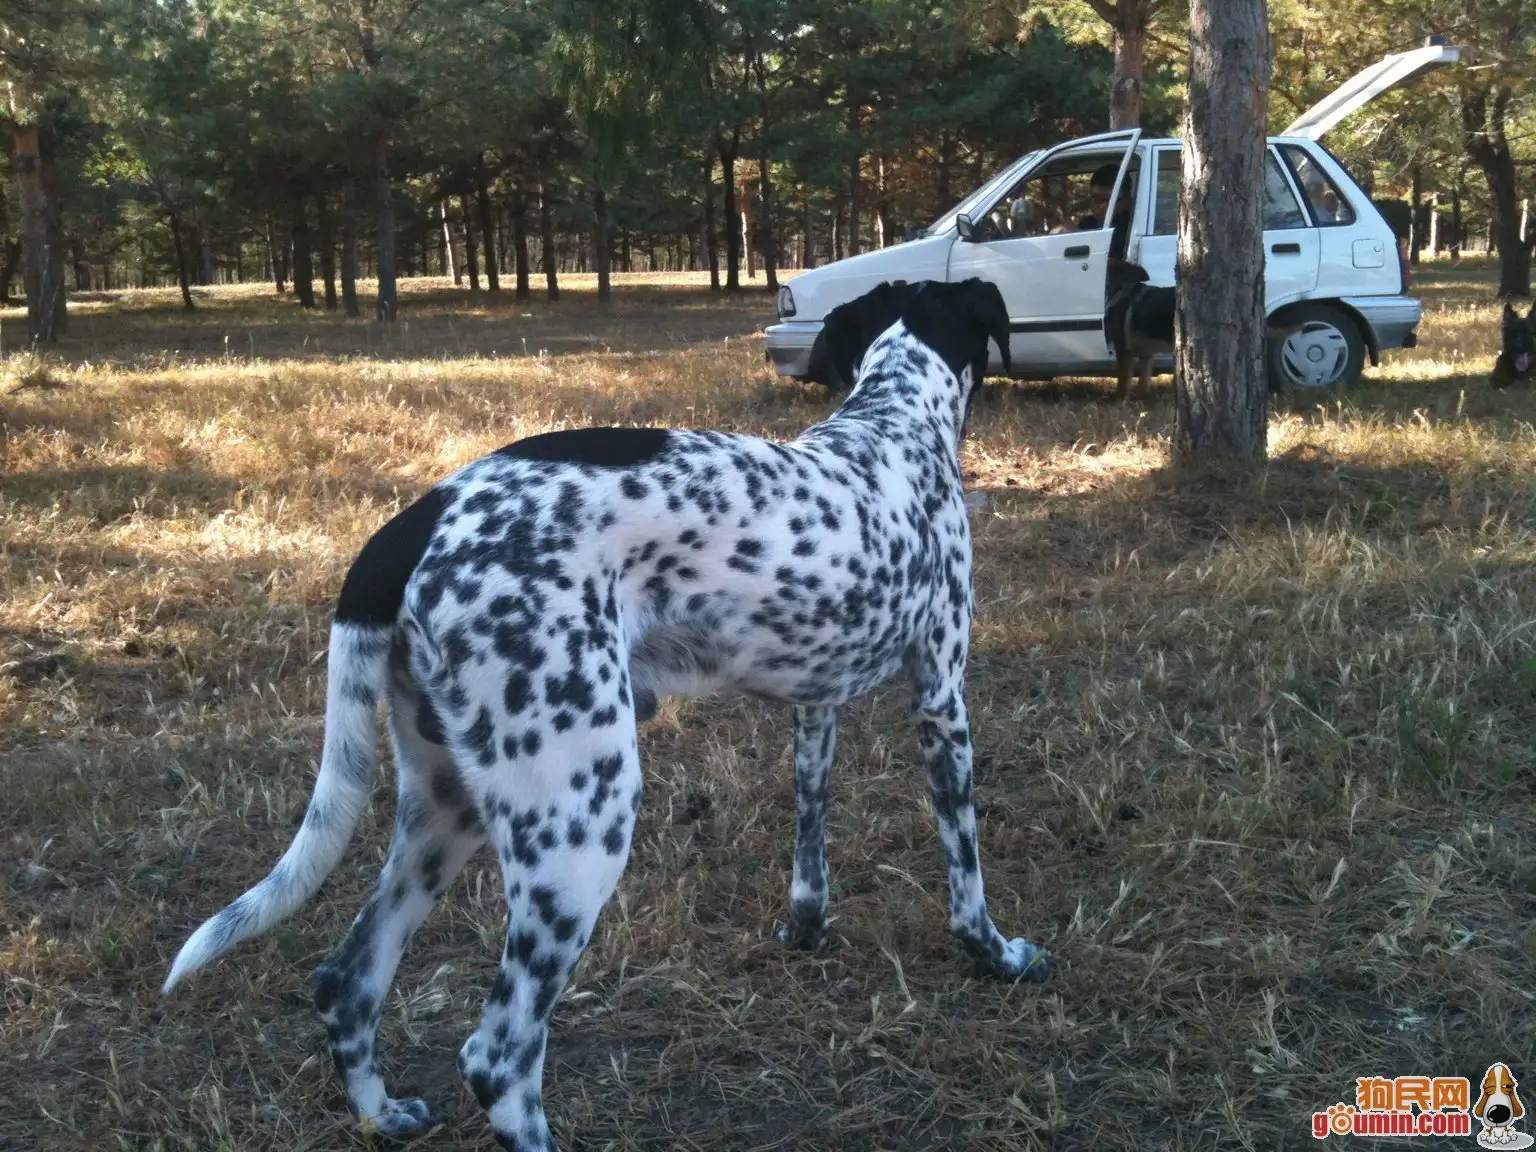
[1282,39,1464,140]
[946,128,1141,376]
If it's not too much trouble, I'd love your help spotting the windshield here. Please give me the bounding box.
[925,152,1039,237]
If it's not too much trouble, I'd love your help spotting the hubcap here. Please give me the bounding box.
[1279,321,1349,388]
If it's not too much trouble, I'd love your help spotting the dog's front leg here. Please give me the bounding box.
[777,704,837,950]
[913,674,1052,983]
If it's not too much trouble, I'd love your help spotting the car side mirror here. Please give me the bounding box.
[956,213,976,242]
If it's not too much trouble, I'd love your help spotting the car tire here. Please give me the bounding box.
[1266,303,1367,392]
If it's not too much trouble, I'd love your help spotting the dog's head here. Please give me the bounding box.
[808,281,927,394]
[1491,302,1535,388]
[1475,1064,1526,1128]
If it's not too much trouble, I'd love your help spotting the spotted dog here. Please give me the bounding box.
[1491,301,1535,388]
[161,278,1051,1151]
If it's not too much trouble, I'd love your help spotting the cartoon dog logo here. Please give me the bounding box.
[1475,1064,1532,1149]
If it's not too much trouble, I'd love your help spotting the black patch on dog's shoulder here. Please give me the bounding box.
[335,487,447,625]
[495,427,673,468]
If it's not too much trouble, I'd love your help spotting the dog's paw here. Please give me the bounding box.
[775,915,831,952]
[360,1097,441,1139]
[994,937,1054,983]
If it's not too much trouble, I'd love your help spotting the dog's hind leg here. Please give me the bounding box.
[457,708,643,1152]
[913,645,1052,983]
[312,656,486,1136]
[777,704,837,950]
[1114,351,1133,400]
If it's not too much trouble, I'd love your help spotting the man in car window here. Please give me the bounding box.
[1055,163,1132,260]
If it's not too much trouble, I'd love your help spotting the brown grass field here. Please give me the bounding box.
[1,263,1533,1151]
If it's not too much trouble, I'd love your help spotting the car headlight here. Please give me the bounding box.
[777,285,795,318]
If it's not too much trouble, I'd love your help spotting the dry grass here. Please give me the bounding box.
[1,264,1533,1151]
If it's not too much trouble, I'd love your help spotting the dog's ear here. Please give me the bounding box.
[1527,302,1536,327]
[819,296,872,390]
[1503,302,1520,325]
[963,277,1012,378]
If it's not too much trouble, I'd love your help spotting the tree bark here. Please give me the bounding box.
[12,122,67,343]
[703,151,721,291]
[1174,0,1271,464]
[375,139,399,322]
[1462,85,1532,298]
[846,98,862,257]
[316,193,338,309]
[594,185,612,303]
[721,135,742,291]
[538,178,559,301]
[461,194,481,292]
[1409,163,1424,265]
[340,177,361,317]
[266,209,285,295]
[510,186,531,300]
[291,190,316,308]
[168,209,196,310]
[475,154,501,293]
[1089,0,1157,130]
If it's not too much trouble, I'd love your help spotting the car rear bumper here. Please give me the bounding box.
[764,320,822,378]
[1342,294,1422,358]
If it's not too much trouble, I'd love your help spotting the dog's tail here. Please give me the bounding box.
[161,622,392,993]
[162,491,444,995]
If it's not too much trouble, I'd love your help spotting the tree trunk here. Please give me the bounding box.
[375,139,399,322]
[461,194,481,292]
[291,190,316,308]
[510,186,531,300]
[0,238,20,304]
[703,152,721,291]
[1462,85,1531,298]
[801,198,816,269]
[12,122,68,343]
[759,155,779,291]
[1107,1,1152,130]
[876,154,889,249]
[846,98,862,257]
[475,154,501,293]
[439,201,458,283]
[1450,167,1463,262]
[341,176,361,317]
[1409,163,1424,265]
[196,224,215,285]
[1174,0,1271,464]
[538,178,559,301]
[316,193,338,309]
[267,209,285,295]
[594,185,612,303]
[168,210,196,310]
[721,137,741,291]
[936,132,955,218]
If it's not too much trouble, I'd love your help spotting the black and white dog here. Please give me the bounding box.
[1491,301,1535,389]
[1103,259,1175,400]
[161,278,1050,1151]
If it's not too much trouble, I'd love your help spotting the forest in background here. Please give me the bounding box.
[4,0,1533,339]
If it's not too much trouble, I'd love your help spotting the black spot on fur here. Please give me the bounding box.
[495,426,673,468]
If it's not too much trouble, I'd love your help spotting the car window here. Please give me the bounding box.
[973,152,1138,243]
[1278,144,1357,227]
[1150,148,1310,233]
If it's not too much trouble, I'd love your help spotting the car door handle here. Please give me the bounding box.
[1063,245,1090,259]
[1271,242,1302,255]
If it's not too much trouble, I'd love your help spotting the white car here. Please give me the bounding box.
[765,41,1461,391]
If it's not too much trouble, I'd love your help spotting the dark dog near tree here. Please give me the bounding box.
[1491,301,1535,388]
[1103,259,1175,400]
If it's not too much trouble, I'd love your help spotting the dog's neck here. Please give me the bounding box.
[826,325,974,459]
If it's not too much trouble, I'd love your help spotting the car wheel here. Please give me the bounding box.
[1266,303,1366,391]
